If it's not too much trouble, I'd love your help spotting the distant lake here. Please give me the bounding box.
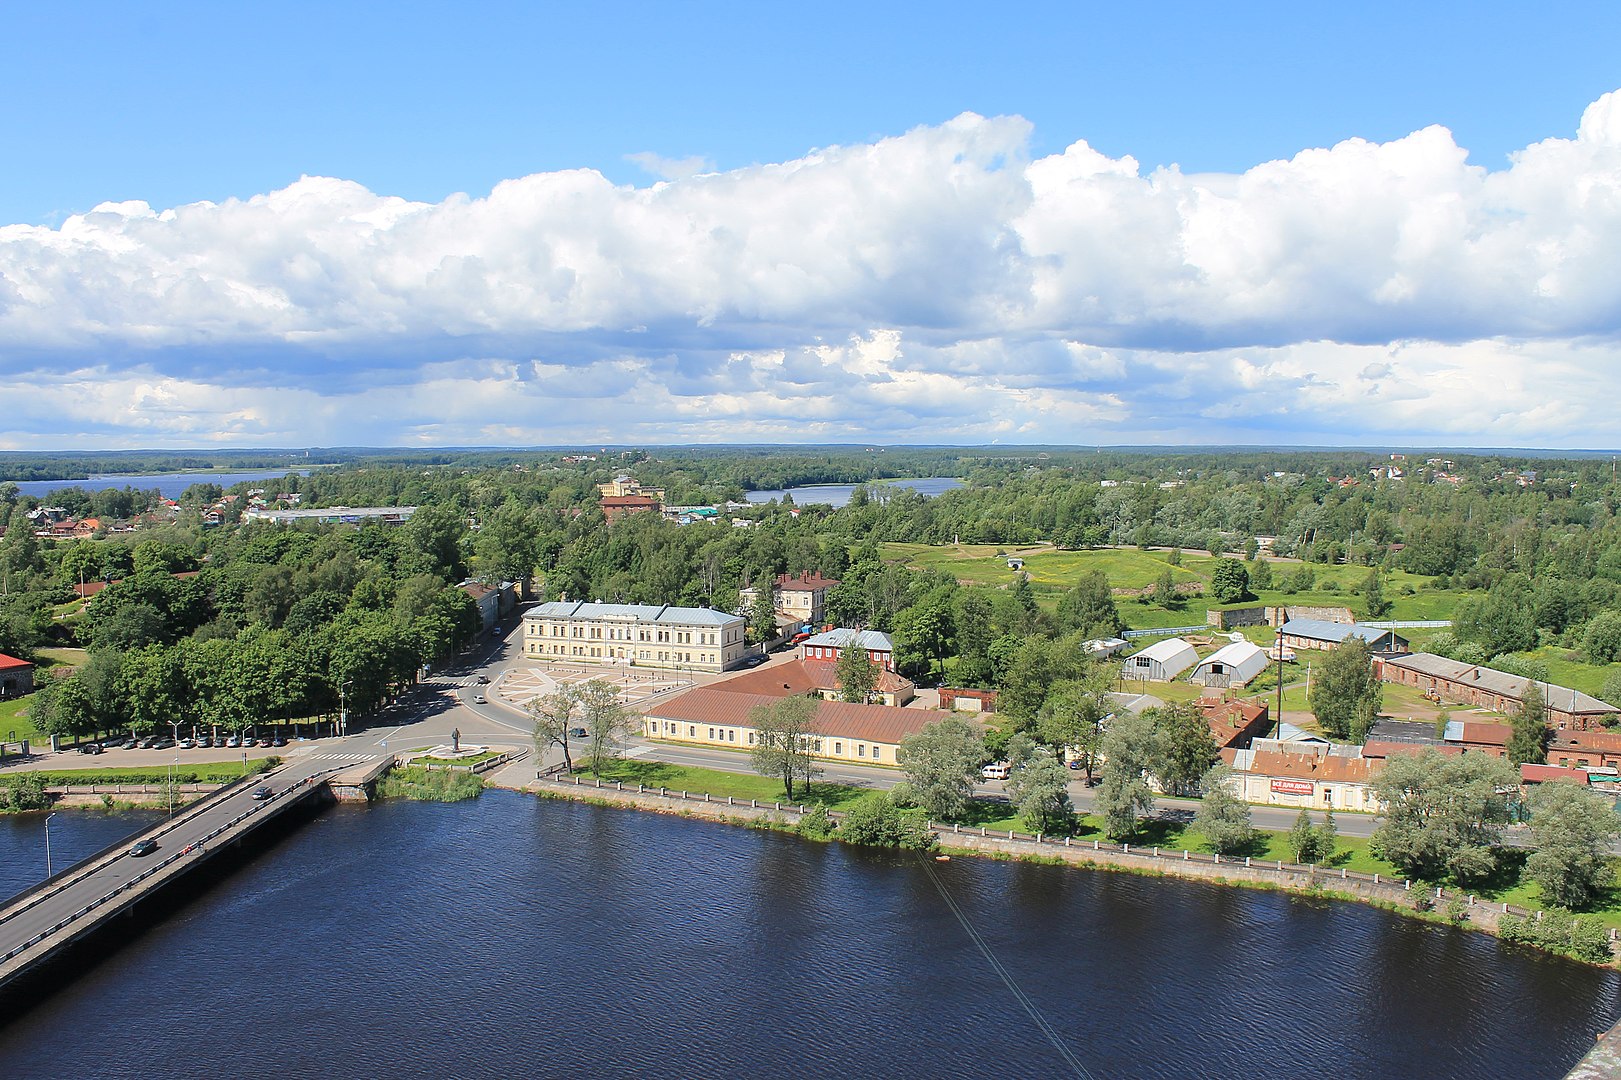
[8,469,310,500]
[746,476,963,507]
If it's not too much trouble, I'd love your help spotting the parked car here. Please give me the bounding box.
[271,736,287,747]
[568,727,588,738]
[138,737,158,749]
[128,839,158,857]
[251,786,273,801]
[177,738,195,750]
[119,739,137,750]
[196,736,213,748]
[152,738,174,750]
[981,762,1011,781]
[79,742,103,755]
[224,736,240,748]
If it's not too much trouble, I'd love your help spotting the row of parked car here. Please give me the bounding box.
[80,733,289,754]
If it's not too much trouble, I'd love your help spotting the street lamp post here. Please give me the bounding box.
[339,680,353,738]
[44,812,57,877]
[167,720,181,819]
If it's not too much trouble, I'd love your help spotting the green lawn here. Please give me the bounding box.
[584,750,1621,926]
[576,757,874,809]
[1523,648,1621,699]
[0,696,44,743]
[33,647,88,670]
[27,758,275,784]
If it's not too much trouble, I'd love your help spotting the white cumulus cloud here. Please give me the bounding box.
[2,91,1621,447]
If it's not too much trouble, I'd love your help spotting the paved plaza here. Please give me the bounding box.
[495,663,695,712]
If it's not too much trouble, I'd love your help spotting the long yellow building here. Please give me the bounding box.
[522,601,746,673]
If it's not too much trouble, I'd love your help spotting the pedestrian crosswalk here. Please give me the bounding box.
[307,752,379,762]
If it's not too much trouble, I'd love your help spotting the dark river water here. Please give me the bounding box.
[1,794,1616,1079]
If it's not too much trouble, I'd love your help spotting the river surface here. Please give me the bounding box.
[746,476,964,507]
[9,469,309,499]
[0,793,1616,1079]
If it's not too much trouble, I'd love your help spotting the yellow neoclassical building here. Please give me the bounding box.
[522,601,746,673]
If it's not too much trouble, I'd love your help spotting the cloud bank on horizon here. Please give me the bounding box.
[3,89,1620,450]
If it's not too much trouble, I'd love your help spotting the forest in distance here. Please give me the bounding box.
[6,442,1621,747]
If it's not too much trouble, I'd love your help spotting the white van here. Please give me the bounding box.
[981,762,1011,781]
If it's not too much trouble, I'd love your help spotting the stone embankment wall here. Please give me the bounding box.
[1207,604,1354,629]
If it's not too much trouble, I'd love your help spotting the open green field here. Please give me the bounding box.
[0,696,44,743]
[882,542,1475,629]
[1522,648,1621,699]
[34,647,89,670]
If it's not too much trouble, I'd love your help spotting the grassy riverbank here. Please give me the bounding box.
[24,759,276,786]
[568,757,1621,936]
[378,765,483,802]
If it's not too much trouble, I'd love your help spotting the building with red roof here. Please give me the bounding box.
[0,653,35,698]
[642,686,941,767]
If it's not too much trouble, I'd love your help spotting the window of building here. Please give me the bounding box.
[871,746,880,761]
[835,742,843,755]
[689,726,696,737]
[858,745,865,757]
[708,728,715,740]
[728,730,736,742]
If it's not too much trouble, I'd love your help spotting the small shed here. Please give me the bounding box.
[1121,638,1199,682]
[0,653,34,698]
[1082,637,1129,659]
[1191,640,1268,689]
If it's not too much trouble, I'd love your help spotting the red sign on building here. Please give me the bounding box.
[1270,778,1315,796]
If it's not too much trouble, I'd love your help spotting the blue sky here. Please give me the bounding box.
[3,2,1621,449]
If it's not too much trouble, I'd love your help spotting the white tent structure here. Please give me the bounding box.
[1191,639,1269,689]
[1121,638,1199,682]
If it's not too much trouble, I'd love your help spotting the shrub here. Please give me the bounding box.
[1498,910,1614,964]
[0,774,50,812]
[377,765,482,802]
[797,803,836,841]
[1445,896,1470,924]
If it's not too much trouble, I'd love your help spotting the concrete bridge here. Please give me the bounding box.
[0,752,384,994]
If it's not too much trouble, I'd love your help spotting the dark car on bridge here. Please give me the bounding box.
[128,839,157,857]
[251,786,273,801]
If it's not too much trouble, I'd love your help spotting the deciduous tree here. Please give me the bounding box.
[1095,710,1157,840]
[1005,745,1075,836]
[1525,780,1621,910]
[1371,749,1516,884]
[575,679,633,777]
[1210,559,1252,605]
[528,684,581,774]
[1308,638,1382,741]
[748,694,821,800]
[1193,764,1254,854]
[898,714,988,821]
[1149,702,1218,797]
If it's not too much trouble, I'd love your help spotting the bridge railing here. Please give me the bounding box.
[0,769,270,927]
[0,761,363,970]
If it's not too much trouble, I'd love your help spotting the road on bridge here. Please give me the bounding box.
[0,750,380,980]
